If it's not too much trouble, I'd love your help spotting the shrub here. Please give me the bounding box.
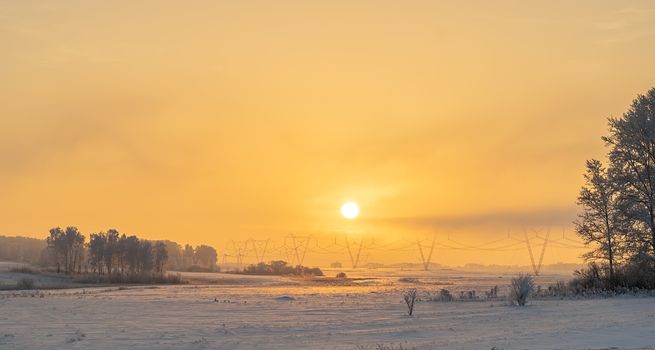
[459,290,477,300]
[438,288,453,302]
[544,280,569,297]
[509,274,534,306]
[239,261,323,276]
[16,277,36,290]
[485,285,499,299]
[336,272,347,278]
[403,288,417,316]
[568,260,655,293]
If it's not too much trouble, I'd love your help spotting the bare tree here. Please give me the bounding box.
[63,227,85,274]
[46,227,65,273]
[88,232,106,274]
[46,227,85,274]
[575,159,625,281]
[104,229,119,275]
[138,241,154,273]
[122,235,140,275]
[403,289,417,316]
[154,241,168,275]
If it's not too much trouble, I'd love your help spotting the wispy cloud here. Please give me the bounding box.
[371,206,578,230]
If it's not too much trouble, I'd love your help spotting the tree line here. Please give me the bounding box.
[576,87,655,289]
[47,227,168,276]
[0,236,47,266]
[39,227,218,276]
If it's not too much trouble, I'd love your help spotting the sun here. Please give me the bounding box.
[341,201,359,219]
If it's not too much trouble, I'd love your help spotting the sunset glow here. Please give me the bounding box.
[341,202,360,220]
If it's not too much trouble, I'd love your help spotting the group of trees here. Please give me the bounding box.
[47,227,86,274]
[44,227,219,277]
[86,229,168,276]
[576,87,655,289]
[1,230,220,275]
[46,227,167,276]
[158,242,218,272]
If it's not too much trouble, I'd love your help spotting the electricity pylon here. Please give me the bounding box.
[231,240,249,266]
[524,228,550,275]
[289,234,311,266]
[345,235,365,268]
[416,234,437,271]
[250,239,270,264]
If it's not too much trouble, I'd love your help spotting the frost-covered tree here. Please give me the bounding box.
[604,88,655,266]
[575,159,624,280]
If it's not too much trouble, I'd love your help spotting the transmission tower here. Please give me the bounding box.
[523,228,550,275]
[288,234,311,266]
[416,234,437,271]
[344,236,366,268]
[250,239,270,264]
[231,240,249,266]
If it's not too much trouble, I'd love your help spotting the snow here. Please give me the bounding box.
[1,268,654,349]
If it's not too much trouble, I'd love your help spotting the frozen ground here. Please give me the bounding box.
[1,267,655,349]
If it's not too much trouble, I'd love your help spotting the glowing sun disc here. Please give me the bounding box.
[341,202,359,219]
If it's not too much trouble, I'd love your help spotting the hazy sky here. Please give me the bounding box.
[2,1,655,265]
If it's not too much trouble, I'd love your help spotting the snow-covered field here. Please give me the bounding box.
[1,267,655,349]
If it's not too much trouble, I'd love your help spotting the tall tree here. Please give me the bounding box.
[194,245,218,270]
[123,235,140,275]
[575,160,624,280]
[138,241,154,273]
[46,227,65,273]
[88,232,107,274]
[63,227,85,274]
[104,229,120,275]
[183,244,195,267]
[604,88,655,266]
[154,242,168,275]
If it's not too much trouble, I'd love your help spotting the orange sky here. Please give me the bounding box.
[2,1,655,266]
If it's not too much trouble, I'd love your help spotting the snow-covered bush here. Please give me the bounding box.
[403,288,417,316]
[509,274,534,306]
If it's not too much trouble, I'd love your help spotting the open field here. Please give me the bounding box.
[1,266,655,349]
